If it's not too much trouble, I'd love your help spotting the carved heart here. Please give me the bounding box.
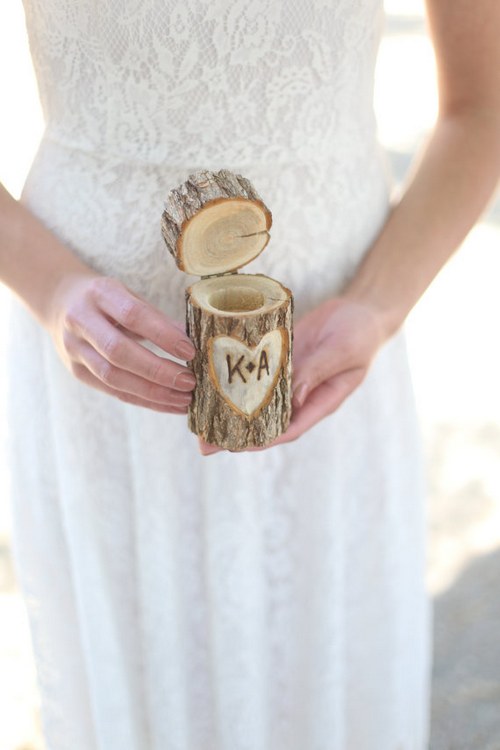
[207,329,287,418]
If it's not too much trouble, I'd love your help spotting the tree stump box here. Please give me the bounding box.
[161,168,294,451]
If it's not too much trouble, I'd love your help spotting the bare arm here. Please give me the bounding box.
[341,0,500,334]
[0,182,97,325]
[201,0,500,453]
[0,181,197,412]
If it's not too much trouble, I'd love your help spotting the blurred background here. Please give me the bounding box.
[1,0,500,748]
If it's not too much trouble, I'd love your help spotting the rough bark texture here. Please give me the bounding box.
[161,167,293,450]
[161,168,272,274]
[185,275,293,450]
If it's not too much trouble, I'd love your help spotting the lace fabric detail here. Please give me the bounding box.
[23,0,383,165]
[20,0,391,324]
[7,2,431,748]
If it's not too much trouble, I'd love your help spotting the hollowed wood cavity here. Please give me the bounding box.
[208,286,265,312]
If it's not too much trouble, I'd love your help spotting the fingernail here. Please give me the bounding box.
[174,340,196,360]
[293,383,308,407]
[175,372,197,390]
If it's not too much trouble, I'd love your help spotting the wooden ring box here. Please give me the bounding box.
[161,169,293,451]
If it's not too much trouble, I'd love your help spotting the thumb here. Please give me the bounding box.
[292,342,342,407]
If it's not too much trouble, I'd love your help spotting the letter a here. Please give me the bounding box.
[257,349,270,381]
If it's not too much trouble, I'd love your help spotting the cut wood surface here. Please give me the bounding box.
[161,168,272,276]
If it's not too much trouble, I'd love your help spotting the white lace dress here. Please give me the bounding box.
[7,1,432,748]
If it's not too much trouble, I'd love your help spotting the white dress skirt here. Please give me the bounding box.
[6,0,432,748]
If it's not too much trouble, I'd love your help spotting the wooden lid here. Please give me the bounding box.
[161,170,273,277]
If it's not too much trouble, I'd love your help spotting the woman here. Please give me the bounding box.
[2,1,499,748]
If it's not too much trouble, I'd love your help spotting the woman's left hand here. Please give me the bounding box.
[198,295,391,455]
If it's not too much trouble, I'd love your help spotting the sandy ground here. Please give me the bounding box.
[1,1,500,748]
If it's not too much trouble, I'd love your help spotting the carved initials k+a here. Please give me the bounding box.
[226,349,270,384]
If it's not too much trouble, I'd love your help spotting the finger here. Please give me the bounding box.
[72,314,196,391]
[198,436,268,456]
[287,369,365,439]
[199,369,365,454]
[291,313,320,361]
[92,278,196,360]
[112,323,145,341]
[291,299,341,361]
[198,437,223,455]
[71,362,190,414]
[291,340,353,407]
[198,371,358,456]
[228,369,366,452]
[74,339,196,406]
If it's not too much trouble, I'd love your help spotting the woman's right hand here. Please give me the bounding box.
[46,272,197,413]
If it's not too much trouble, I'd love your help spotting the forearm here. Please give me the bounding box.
[0,182,97,327]
[342,109,500,336]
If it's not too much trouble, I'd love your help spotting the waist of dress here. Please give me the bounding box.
[37,127,382,174]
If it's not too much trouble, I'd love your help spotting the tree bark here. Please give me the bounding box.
[161,168,293,450]
[185,273,293,450]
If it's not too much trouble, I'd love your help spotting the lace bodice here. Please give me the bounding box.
[20,0,391,325]
[23,0,383,166]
